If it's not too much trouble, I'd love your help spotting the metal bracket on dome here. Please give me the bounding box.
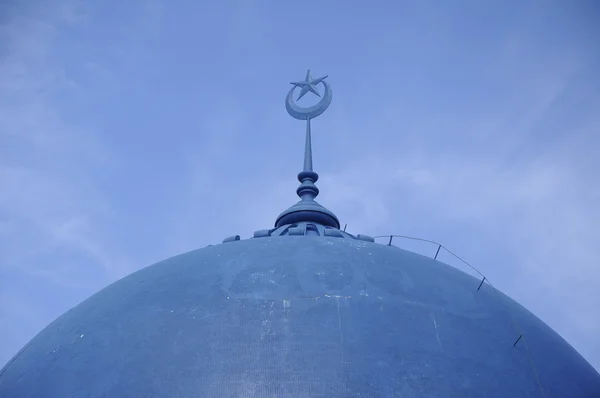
[513,334,523,347]
[253,230,272,238]
[477,277,486,291]
[222,235,241,243]
[266,222,358,239]
[324,228,343,237]
[356,234,375,243]
[289,225,307,236]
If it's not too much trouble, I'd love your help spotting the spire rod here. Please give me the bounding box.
[303,118,313,172]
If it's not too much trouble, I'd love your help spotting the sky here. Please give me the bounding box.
[0,0,599,373]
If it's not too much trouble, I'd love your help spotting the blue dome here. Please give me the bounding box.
[1,225,599,397]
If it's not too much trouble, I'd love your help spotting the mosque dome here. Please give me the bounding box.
[1,70,599,398]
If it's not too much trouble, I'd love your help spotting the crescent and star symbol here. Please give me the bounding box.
[285,69,333,121]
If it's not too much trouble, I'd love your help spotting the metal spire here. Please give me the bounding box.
[274,69,340,229]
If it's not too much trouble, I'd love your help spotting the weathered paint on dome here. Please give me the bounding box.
[1,236,598,397]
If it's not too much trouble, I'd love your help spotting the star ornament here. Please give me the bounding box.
[290,69,328,101]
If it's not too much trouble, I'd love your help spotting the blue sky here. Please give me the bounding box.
[1,0,599,371]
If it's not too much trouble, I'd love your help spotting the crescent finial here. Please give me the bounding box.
[275,70,340,229]
[285,70,332,120]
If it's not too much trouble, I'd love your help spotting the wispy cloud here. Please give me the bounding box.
[0,0,130,364]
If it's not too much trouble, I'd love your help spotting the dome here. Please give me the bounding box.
[1,69,599,397]
[0,227,599,397]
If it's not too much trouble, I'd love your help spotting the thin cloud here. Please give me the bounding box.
[0,0,126,365]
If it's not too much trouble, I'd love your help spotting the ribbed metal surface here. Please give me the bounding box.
[1,237,599,397]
